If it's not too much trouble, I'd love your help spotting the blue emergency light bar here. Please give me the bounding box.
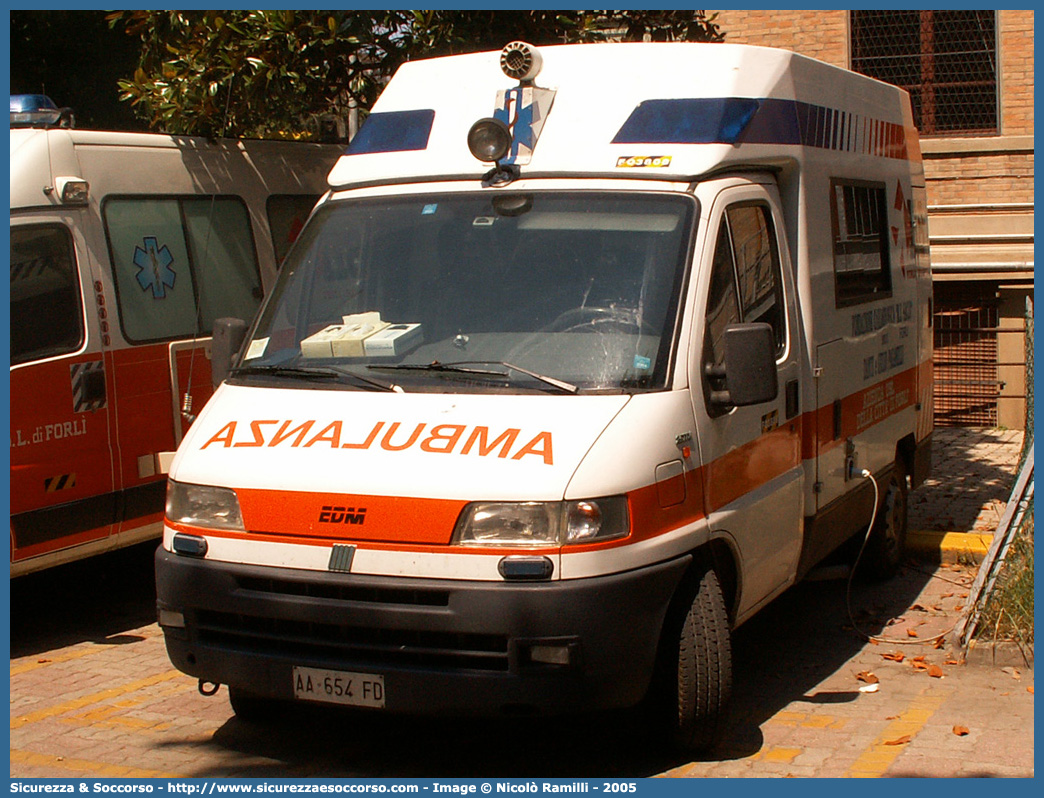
[10,94,72,128]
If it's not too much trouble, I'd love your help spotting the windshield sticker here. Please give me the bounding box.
[472,217,495,227]
[244,338,269,360]
[421,204,438,215]
[133,236,177,299]
[616,155,672,169]
[633,355,652,371]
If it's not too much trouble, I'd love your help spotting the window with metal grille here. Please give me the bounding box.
[850,10,998,136]
[829,179,892,307]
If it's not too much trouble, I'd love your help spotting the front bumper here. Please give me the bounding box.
[156,547,690,716]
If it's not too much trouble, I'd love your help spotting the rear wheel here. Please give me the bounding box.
[668,566,733,751]
[860,463,909,580]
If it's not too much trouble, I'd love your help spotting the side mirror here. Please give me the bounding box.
[211,317,249,388]
[708,323,778,408]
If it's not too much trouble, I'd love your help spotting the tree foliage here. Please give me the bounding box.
[109,10,724,140]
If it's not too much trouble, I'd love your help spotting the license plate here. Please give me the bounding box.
[292,666,385,708]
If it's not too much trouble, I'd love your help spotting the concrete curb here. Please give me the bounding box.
[963,639,1035,669]
[907,529,994,563]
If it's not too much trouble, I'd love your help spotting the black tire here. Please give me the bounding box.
[228,687,284,724]
[671,566,733,752]
[859,463,909,580]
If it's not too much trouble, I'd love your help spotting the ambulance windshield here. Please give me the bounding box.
[242,192,694,393]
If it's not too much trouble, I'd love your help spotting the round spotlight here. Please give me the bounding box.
[500,41,543,82]
[467,117,512,164]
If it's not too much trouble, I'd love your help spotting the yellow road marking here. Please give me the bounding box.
[10,747,184,778]
[62,700,173,732]
[845,686,952,777]
[11,669,183,729]
[11,629,164,676]
[10,645,104,676]
[762,747,802,763]
[766,710,847,730]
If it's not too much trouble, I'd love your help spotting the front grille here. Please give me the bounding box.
[236,575,450,607]
[196,609,510,672]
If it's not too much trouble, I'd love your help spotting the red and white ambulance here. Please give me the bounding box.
[10,99,341,576]
[155,42,933,749]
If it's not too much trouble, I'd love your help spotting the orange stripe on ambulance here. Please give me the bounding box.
[200,419,555,465]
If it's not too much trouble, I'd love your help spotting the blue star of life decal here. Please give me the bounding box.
[133,237,176,299]
[495,87,537,163]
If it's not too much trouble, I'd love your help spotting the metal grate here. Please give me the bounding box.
[933,286,1000,427]
[197,609,511,672]
[850,10,998,136]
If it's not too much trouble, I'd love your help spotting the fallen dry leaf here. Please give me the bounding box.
[953,604,964,612]
[927,665,944,678]
[882,652,905,663]
[945,659,960,666]
[941,592,955,599]
[1027,687,1034,694]
[856,670,880,684]
[884,735,912,746]
[953,725,970,736]
[911,604,928,612]
[934,637,946,649]
[907,629,919,638]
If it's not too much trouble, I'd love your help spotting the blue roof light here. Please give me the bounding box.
[11,94,58,113]
[346,109,436,155]
[612,98,762,145]
[10,94,68,128]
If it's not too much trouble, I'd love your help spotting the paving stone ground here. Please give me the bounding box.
[9,427,1033,778]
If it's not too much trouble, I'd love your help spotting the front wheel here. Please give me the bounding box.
[859,464,909,580]
[667,566,733,751]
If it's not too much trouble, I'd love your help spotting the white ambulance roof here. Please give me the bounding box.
[329,42,920,189]
[10,128,339,210]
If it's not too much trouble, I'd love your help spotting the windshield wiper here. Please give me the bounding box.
[370,360,577,394]
[230,364,402,393]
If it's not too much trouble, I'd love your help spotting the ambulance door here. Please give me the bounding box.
[100,194,265,537]
[690,181,804,618]
[10,216,118,570]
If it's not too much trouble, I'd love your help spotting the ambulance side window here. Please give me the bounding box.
[10,224,84,365]
[703,204,785,416]
[728,204,785,354]
[104,196,261,343]
[703,218,742,372]
[830,179,892,307]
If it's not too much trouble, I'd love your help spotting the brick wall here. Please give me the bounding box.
[710,9,849,67]
[999,10,1034,136]
[925,152,1035,207]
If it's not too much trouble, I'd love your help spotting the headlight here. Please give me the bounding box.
[453,498,628,547]
[166,480,245,531]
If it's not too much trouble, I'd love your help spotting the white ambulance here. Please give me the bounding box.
[155,43,933,749]
[9,97,341,576]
